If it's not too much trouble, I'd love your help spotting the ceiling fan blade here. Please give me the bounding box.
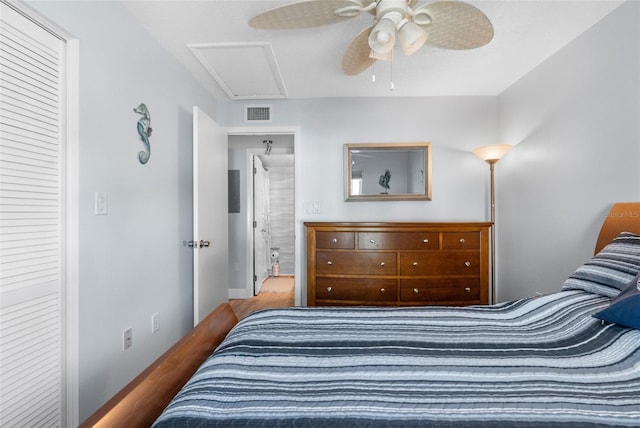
[249,0,369,30]
[342,26,377,76]
[419,1,494,50]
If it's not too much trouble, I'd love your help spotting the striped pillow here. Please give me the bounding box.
[562,232,640,297]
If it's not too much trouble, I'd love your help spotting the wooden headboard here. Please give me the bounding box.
[595,202,640,254]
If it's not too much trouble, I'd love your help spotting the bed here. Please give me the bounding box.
[83,203,640,427]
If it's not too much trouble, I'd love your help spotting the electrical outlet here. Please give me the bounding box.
[123,327,132,351]
[151,313,159,333]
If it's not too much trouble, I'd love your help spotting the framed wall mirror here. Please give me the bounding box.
[344,142,432,201]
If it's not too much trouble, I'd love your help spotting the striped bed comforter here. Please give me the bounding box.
[153,290,640,427]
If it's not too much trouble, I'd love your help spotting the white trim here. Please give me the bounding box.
[64,38,80,428]
[227,126,302,306]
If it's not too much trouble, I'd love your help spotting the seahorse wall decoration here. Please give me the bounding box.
[133,103,152,164]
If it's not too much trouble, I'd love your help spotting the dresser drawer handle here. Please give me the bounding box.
[380,262,385,267]
[327,286,332,293]
[413,288,419,294]
[332,238,338,243]
[370,239,376,244]
[380,288,385,293]
[464,287,471,293]
[412,261,418,266]
[459,238,465,244]
[423,239,429,243]
[464,261,471,267]
[327,260,333,265]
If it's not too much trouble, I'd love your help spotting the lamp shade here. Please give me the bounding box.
[472,144,512,163]
[397,19,428,55]
[368,18,396,55]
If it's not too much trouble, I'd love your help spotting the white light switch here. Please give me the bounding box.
[95,192,108,215]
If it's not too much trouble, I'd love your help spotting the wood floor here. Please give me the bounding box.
[229,278,294,320]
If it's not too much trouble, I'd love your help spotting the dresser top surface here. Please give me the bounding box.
[304,221,493,229]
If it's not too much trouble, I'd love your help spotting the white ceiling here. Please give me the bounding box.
[122,0,624,100]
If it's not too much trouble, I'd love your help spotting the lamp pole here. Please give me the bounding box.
[471,144,512,305]
[489,161,497,305]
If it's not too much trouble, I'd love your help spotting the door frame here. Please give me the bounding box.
[228,126,302,306]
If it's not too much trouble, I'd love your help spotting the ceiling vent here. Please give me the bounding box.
[245,105,272,122]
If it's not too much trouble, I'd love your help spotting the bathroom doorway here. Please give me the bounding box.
[251,150,294,295]
[227,133,295,299]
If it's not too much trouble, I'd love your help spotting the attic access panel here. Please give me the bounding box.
[189,42,288,100]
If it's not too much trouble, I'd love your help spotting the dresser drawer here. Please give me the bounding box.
[317,251,397,275]
[400,278,480,302]
[358,232,439,250]
[316,232,355,249]
[442,232,480,249]
[399,252,480,275]
[316,278,397,302]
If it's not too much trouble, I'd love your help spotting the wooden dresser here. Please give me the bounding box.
[305,222,491,307]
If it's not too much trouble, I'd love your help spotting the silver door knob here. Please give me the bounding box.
[413,288,419,294]
[412,261,418,266]
[327,286,332,293]
[459,238,466,244]
[327,260,333,265]
[464,261,471,267]
[464,287,471,293]
[380,262,385,266]
[380,288,385,293]
[199,240,211,248]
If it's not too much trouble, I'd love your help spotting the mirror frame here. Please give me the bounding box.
[344,142,432,201]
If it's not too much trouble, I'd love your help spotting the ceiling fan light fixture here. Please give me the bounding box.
[368,17,396,54]
[411,6,432,26]
[369,48,393,61]
[397,18,427,55]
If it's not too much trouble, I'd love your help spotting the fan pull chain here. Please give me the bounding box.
[372,63,376,83]
[390,60,394,91]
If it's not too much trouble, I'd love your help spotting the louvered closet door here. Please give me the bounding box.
[0,2,67,426]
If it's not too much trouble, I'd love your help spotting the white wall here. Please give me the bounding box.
[220,97,498,222]
[497,1,640,302]
[29,1,218,421]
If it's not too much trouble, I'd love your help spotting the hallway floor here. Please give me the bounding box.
[229,276,294,320]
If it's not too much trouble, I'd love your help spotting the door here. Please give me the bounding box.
[193,107,228,325]
[0,2,72,424]
[253,155,270,294]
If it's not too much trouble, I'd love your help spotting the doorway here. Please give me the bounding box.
[227,131,297,302]
[251,151,295,295]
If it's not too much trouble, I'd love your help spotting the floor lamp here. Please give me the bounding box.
[472,144,512,305]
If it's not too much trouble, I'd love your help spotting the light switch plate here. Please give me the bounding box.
[95,192,107,215]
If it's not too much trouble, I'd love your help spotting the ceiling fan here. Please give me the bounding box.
[249,0,494,76]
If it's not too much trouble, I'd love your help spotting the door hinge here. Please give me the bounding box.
[253,221,257,228]
[253,275,257,282]
[253,167,257,174]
